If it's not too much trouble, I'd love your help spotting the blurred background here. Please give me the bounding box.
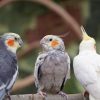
[0,0,100,95]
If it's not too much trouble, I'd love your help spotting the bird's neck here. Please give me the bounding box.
[43,49,64,53]
[79,44,96,53]
[79,49,96,54]
[7,46,17,54]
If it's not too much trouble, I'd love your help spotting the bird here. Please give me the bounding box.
[34,35,70,98]
[73,26,100,100]
[0,33,23,100]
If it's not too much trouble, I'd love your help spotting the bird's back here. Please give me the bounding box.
[73,51,99,86]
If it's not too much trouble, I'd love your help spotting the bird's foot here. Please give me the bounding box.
[58,91,68,99]
[38,91,47,98]
[84,91,89,100]
[4,95,11,100]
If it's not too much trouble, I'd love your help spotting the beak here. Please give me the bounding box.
[81,26,91,40]
[51,40,59,47]
[18,38,23,47]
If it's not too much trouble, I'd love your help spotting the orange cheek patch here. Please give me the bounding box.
[7,39,15,46]
[51,40,59,47]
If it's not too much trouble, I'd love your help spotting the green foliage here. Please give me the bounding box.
[64,72,84,94]
[0,1,49,34]
[19,49,38,76]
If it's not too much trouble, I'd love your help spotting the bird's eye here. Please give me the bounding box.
[15,37,18,41]
[49,38,53,41]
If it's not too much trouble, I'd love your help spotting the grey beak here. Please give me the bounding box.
[18,38,23,47]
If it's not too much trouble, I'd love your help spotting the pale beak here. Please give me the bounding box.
[18,38,23,47]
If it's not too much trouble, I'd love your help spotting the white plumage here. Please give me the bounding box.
[73,26,100,100]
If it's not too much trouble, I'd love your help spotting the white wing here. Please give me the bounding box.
[73,55,98,87]
[34,53,48,87]
[96,54,100,72]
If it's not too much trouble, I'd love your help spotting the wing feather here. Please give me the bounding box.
[34,53,48,87]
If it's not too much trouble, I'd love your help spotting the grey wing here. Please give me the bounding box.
[6,66,18,91]
[34,53,48,87]
[60,52,70,91]
[59,52,70,91]
[0,59,12,99]
[0,88,6,100]
[0,80,6,98]
[0,58,17,90]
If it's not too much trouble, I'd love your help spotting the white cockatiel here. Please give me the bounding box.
[73,26,100,100]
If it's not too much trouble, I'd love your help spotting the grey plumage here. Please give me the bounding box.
[34,35,70,94]
[0,39,18,99]
[0,88,5,100]
[0,33,23,100]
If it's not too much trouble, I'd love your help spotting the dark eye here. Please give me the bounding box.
[49,38,53,41]
[15,37,18,41]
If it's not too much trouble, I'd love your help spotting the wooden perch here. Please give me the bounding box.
[5,93,86,100]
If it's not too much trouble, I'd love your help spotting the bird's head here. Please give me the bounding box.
[1,33,23,53]
[79,26,96,52]
[40,35,65,52]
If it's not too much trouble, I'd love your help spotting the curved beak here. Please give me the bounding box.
[18,38,23,47]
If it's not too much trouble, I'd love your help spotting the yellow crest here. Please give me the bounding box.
[81,26,92,40]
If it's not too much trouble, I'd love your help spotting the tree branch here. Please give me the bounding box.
[5,93,85,100]
[31,0,82,40]
[17,41,39,59]
[0,0,82,40]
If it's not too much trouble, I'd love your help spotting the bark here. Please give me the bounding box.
[5,93,86,100]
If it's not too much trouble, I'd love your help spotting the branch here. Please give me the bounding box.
[5,93,85,100]
[17,41,39,59]
[31,0,82,40]
[0,0,82,40]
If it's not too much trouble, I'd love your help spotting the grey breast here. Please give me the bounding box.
[39,51,68,93]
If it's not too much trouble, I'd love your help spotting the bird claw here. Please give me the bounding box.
[4,95,11,100]
[38,91,47,98]
[84,91,89,100]
[58,91,68,99]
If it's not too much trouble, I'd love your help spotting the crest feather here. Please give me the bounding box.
[81,26,91,40]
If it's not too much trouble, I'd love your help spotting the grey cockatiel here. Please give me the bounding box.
[34,35,70,97]
[0,33,23,100]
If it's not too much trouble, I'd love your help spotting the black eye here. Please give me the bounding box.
[49,38,53,41]
[15,37,18,41]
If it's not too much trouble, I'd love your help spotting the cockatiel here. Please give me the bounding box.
[73,26,100,100]
[0,33,23,100]
[34,35,70,98]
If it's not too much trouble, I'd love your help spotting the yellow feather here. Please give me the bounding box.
[81,26,92,40]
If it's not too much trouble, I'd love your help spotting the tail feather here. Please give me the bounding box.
[0,89,6,100]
